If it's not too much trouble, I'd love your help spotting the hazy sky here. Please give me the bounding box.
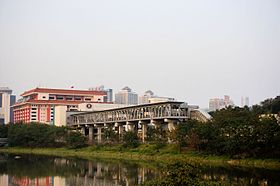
[0,0,279,108]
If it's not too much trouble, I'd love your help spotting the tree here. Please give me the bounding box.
[8,123,60,147]
[65,131,87,149]
[146,126,168,148]
[250,117,280,157]
[103,127,118,144]
[171,120,202,153]
[253,96,280,114]
[122,131,139,148]
[0,124,8,138]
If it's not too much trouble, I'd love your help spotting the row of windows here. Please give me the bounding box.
[31,105,50,107]
[49,95,86,101]
[67,105,78,108]
[15,112,29,115]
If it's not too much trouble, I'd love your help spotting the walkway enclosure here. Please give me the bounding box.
[69,101,191,144]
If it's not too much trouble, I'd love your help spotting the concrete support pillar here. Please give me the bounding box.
[118,123,124,139]
[164,119,176,132]
[81,127,86,136]
[168,122,175,131]
[164,119,176,143]
[88,126,93,145]
[140,121,148,143]
[97,126,102,143]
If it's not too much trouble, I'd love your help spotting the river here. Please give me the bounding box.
[0,153,279,185]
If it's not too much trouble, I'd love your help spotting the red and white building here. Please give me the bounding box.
[13,88,108,124]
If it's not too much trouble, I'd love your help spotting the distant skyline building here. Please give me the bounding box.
[209,95,234,111]
[88,85,113,103]
[138,90,175,104]
[241,96,249,107]
[209,98,222,112]
[115,86,138,105]
[13,87,108,124]
[138,90,154,104]
[0,87,16,124]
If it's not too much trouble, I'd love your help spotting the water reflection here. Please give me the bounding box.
[0,153,279,186]
[0,154,159,186]
[198,166,280,186]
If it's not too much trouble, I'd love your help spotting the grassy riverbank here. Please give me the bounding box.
[0,144,279,170]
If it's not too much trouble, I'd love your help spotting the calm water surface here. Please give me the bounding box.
[0,153,279,186]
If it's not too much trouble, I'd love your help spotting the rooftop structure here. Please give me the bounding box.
[138,90,175,104]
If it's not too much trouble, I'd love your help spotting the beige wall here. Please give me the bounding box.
[37,93,49,100]
[148,97,174,103]
[2,93,10,124]
[92,95,105,102]
[78,103,128,111]
[54,176,66,186]
[54,106,67,126]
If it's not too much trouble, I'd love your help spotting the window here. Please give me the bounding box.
[85,98,91,101]
[42,96,46,99]
[66,97,73,101]
[57,96,64,100]
[49,96,55,100]
[75,97,82,101]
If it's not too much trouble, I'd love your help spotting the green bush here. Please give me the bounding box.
[7,123,67,147]
[0,125,8,138]
[146,127,168,148]
[122,131,140,148]
[103,127,118,144]
[65,131,87,149]
[194,107,280,158]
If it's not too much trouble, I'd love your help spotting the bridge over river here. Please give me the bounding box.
[69,101,209,144]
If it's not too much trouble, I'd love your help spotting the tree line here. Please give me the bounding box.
[172,107,280,158]
[0,123,87,149]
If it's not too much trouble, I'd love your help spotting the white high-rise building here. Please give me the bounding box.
[241,97,249,107]
[0,87,16,124]
[115,86,138,105]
